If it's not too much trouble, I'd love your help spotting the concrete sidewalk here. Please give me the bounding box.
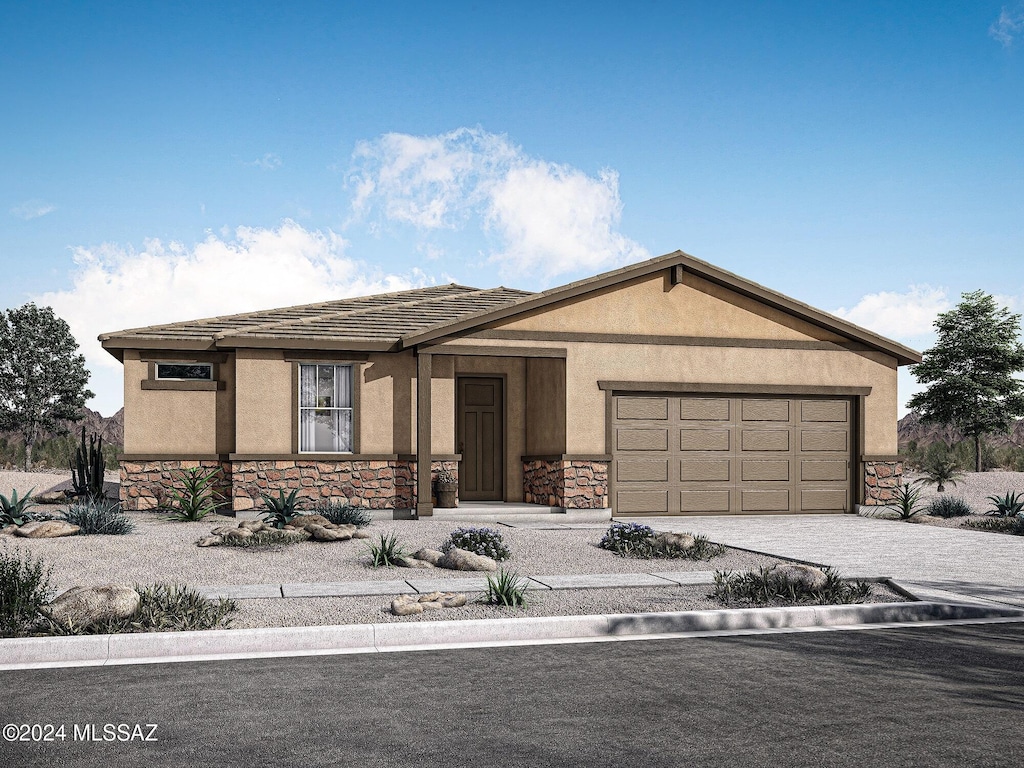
[620,514,1024,608]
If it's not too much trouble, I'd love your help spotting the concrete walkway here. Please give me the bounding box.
[619,514,1024,608]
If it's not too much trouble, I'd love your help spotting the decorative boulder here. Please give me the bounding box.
[391,592,468,615]
[309,525,352,542]
[43,584,140,629]
[14,521,81,538]
[395,555,436,569]
[768,563,829,592]
[289,514,334,530]
[413,548,445,566]
[223,528,254,542]
[438,547,498,572]
[352,529,371,539]
[34,490,70,505]
[651,532,696,554]
[196,535,223,547]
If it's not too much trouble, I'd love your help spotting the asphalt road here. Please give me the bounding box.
[2,623,1022,768]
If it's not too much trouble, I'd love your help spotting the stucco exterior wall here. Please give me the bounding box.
[122,352,219,455]
[234,350,293,454]
[525,357,566,455]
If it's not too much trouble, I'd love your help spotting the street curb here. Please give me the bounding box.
[2,600,1021,671]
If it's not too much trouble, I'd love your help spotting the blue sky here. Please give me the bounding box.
[2,1,1023,417]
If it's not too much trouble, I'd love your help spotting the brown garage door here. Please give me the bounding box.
[612,394,852,515]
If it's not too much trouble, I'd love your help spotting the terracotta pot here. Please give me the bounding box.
[435,483,458,508]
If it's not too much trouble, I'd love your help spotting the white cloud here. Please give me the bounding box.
[990,6,1024,46]
[10,200,56,220]
[348,127,648,281]
[35,220,421,416]
[248,153,282,170]
[834,285,950,341]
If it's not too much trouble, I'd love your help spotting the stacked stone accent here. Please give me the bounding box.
[121,458,458,514]
[523,460,608,509]
[863,460,904,505]
[120,460,233,511]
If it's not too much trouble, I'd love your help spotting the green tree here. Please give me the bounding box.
[907,290,1024,472]
[0,303,93,471]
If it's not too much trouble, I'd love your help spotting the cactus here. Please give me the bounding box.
[69,427,106,503]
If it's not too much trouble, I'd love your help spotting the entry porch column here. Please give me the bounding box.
[416,351,433,517]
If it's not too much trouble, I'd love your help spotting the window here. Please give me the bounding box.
[299,364,353,453]
[155,362,213,381]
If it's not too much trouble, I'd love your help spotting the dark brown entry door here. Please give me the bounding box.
[457,377,504,501]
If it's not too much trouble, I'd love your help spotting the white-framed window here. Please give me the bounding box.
[155,362,213,381]
[299,364,353,453]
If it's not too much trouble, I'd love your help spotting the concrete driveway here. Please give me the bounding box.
[621,514,1024,607]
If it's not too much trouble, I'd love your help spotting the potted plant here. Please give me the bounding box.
[434,469,458,508]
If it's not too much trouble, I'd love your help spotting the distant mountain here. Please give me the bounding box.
[0,407,124,448]
[898,411,1024,449]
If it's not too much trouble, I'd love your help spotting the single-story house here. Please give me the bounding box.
[100,250,920,518]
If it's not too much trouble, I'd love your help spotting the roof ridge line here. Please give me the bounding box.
[214,285,495,339]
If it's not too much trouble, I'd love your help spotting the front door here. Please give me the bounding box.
[457,377,504,501]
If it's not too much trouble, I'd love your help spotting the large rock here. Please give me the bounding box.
[0,526,18,536]
[651,532,696,554]
[438,547,498,572]
[34,490,70,505]
[223,528,254,542]
[768,563,829,592]
[196,535,223,547]
[309,525,352,542]
[413,548,445,566]
[289,514,333,530]
[43,585,140,629]
[391,596,424,616]
[395,555,435,569]
[14,520,81,538]
[391,592,468,615]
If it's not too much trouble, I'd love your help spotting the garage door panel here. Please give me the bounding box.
[617,397,669,420]
[613,394,851,516]
[800,430,848,452]
[741,459,790,482]
[742,399,790,421]
[801,400,848,422]
[616,490,668,514]
[741,490,790,511]
[680,429,730,451]
[741,430,790,451]
[617,460,669,482]
[680,398,730,421]
[801,489,847,511]
[617,429,669,451]
[680,459,730,482]
[680,490,731,513]
[801,460,848,482]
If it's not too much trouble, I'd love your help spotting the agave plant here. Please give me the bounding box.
[166,467,224,521]
[986,491,1024,518]
[886,481,926,519]
[919,456,964,493]
[0,488,36,528]
[260,489,304,529]
[481,568,529,607]
[366,532,408,567]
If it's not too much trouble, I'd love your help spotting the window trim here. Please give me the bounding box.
[294,361,360,455]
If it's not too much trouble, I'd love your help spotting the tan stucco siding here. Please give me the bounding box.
[122,353,219,455]
[494,271,847,342]
[234,350,293,454]
[526,357,566,455]
[562,343,898,456]
[362,352,407,454]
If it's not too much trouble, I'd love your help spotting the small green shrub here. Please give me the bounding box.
[713,566,871,606]
[964,516,1024,536]
[310,499,372,527]
[480,568,529,607]
[367,532,408,567]
[887,481,926,519]
[61,500,135,535]
[598,522,656,556]
[165,466,224,521]
[926,496,973,518]
[441,526,511,561]
[651,532,726,561]
[0,548,51,637]
[261,489,304,529]
[43,584,237,635]
[919,456,964,493]
[0,487,36,528]
[219,529,310,548]
[986,491,1024,517]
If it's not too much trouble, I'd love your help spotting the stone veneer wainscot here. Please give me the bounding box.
[862,460,904,505]
[523,459,608,509]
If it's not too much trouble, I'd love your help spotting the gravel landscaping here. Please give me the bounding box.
[901,470,1024,533]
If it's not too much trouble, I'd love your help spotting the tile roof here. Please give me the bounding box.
[98,284,534,349]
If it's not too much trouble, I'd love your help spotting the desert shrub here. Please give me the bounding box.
[919,456,964,493]
[261,489,304,529]
[43,584,237,635]
[599,522,656,556]
[165,466,224,521]
[0,548,51,637]
[309,499,372,527]
[651,532,726,561]
[0,487,36,528]
[480,569,528,607]
[713,566,871,606]
[926,496,973,518]
[441,526,511,561]
[367,532,408,567]
[219,529,311,549]
[61,500,135,535]
[986,491,1024,517]
[964,516,1024,536]
[886,481,926,519]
